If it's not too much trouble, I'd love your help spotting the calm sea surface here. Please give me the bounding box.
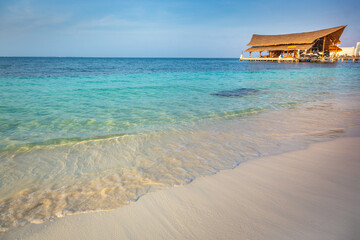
[0,57,360,232]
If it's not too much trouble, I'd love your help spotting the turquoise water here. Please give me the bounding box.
[0,58,360,232]
[1,58,359,150]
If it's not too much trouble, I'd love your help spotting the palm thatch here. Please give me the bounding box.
[247,26,346,46]
[244,25,346,53]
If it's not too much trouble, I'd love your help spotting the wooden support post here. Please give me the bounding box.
[322,36,326,59]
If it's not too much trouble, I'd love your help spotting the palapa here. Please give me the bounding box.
[244,26,346,53]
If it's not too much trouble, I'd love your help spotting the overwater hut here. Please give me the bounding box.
[244,25,346,60]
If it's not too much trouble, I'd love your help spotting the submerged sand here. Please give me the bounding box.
[2,137,360,240]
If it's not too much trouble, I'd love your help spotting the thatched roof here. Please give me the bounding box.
[244,44,314,52]
[247,25,346,47]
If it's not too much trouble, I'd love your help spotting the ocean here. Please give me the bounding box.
[0,57,359,232]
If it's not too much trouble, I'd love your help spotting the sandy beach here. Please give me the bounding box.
[2,136,359,240]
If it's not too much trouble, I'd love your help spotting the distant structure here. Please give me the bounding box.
[240,25,359,63]
[339,47,355,57]
[339,42,360,57]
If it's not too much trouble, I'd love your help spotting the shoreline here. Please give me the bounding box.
[2,94,359,232]
[3,136,360,240]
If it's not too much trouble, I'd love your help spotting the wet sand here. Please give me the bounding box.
[3,137,360,240]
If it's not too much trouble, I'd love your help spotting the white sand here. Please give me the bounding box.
[3,137,360,240]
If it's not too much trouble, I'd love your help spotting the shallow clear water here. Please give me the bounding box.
[0,58,360,232]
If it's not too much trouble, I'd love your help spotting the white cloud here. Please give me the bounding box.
[71,14,158,33]
[0,0,70,33]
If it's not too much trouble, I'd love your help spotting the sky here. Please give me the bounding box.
[0,0,359,57]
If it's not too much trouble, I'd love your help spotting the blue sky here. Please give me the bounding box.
[0,0,359,57]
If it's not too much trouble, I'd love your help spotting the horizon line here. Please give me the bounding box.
[0,56,240,59]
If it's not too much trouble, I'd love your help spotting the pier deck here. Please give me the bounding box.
[240,56,360,63]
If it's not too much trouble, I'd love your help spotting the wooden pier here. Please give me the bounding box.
[240,56,360,63]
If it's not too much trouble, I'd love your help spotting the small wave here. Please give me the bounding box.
[0,133,128,154]
[0,106,269,154]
